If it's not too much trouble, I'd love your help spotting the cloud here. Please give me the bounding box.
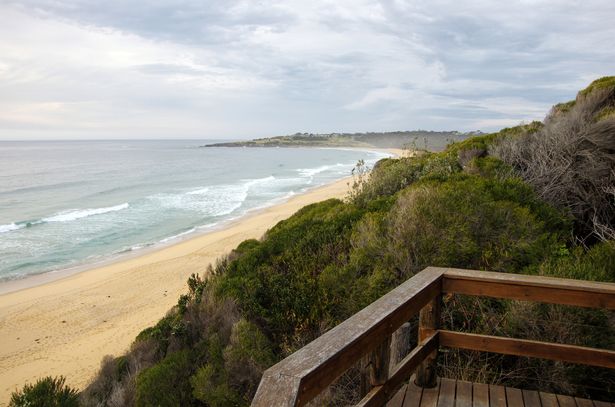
[0,0,614,139]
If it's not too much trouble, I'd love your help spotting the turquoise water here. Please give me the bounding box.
[0,140,389,281]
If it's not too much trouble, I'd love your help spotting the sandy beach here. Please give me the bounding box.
[0,175,358,404]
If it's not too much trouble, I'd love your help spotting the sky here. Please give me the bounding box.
[0,1,614,140]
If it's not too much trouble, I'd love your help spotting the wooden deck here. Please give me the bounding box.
[386,378,614,407]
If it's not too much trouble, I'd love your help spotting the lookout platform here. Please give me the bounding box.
[252,267,615,407]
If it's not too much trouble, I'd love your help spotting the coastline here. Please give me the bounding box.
[0,148,404,404]
[0,176,351,403]
[0,147,403,297]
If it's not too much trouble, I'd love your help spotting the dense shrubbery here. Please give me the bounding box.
[23,78,613,406]
[492,76,615,244]
[10,376,79,407]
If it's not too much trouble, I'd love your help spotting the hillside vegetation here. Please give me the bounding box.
[11,78,615,406]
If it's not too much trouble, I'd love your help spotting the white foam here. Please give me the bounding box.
[297,163,347,178]
[42,203,130,223]
[0,223,24,234]
[186,187,210,195]
[159,227,196,243]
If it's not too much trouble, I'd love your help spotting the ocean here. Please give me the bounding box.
[0,140,390,282]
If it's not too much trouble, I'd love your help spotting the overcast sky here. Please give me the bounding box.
[1,0,614,140]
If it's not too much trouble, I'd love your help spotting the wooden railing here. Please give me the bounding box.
[251,267,615,407]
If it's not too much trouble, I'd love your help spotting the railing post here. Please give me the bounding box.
[360,336,392,396]
[389,322,412,375]
[415,295,441,387]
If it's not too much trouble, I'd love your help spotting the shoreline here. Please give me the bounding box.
[0,148,404,404]
[0,177,349,404]
[0,147,403,297]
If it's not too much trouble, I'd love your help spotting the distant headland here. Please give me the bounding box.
[202,130,484,151]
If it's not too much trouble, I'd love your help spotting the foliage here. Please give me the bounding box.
[135,350,194,407]
[579,76,615,96]
[9,376,79,407]
[492,84,615,244]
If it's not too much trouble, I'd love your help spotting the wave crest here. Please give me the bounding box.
[43,203,130,223]
[0,223,25,234]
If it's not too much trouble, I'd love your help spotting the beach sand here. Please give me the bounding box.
[0,176,354,404]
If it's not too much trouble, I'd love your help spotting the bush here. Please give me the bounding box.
[215,199,365,350]
[492,82,615,243]
[135,350,194,407]
[10,376,79,407]
[352,175,567,281]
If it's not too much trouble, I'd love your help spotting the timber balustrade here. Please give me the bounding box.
[251,267,615,407]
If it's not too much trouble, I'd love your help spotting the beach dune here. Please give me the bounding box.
[0,178,351,404]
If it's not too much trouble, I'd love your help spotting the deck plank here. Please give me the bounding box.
[456,380,473,407]
[489,385,507,407]
[506,387,524,407]
[557,395,577,407]
[574,398,594,407]
[386,385,407,407]
[389,377,615,407]
[540,392,560,407]
[473,383,490,407]
[522,390,542,407]
[403,381,423,407]
[437,378,456,407]
[419,379,440,407]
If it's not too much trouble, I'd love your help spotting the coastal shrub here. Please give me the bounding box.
[135,350,194,407]
[351,175,567,281]
[350,151,461,206]
[9,376,79,407]
[223,319,276,397]
[190,319,275,406]
[535,240,615,282]
[215,198,365,350]
[492,80,615,243]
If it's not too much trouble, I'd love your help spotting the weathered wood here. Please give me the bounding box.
[489,385,507,407]
[390,322,413,374]
[357,333,438,407]
[557,394,577,407]
[437,378,456,407]
[403,381,423,407]
[386,386,406,407]
[439,330,615,369]
[415,296,441,387]
[522,390,542,407]
[594,401,615,407]
[420,379,440,407]
[456,380,473,407]
[441,267,615,309]
[472,383,489,407]
[539,392,559,407]
[370,336,392,386]
[576,397,595,407]
[506,387,524,407]
[251,268,443,407]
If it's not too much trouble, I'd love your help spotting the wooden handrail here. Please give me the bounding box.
[440,267,615,309]
[251,267,443,406]
[251,267,615,407]
[439,330,615,369]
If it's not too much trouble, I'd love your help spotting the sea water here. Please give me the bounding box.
[0,140,390,281]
